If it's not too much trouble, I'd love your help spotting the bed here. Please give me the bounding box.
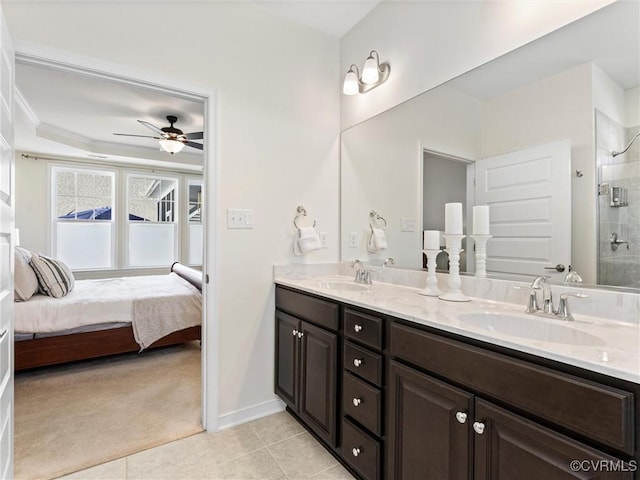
[14,262,203,371]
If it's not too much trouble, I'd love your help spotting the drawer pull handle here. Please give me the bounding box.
[297,331,304,338]
[354,324,363,333]
[352,447,361,457]
[473,421,485,435]
[352,397,362,407]
[455,412,467,424]
[292,329,298,336]
[353,358,363,367]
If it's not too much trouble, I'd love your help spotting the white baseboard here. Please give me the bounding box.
[218,398,286,430]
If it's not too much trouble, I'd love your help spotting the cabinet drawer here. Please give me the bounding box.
[276,287,338,331]
[343,372,382,436]
[342,418,380,480]
[344,342,382,386]
[390,322,635,454]
[344,309,383,350]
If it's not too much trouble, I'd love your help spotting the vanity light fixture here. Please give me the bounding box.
[342,50,390,95]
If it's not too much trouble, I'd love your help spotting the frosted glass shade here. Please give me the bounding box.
[362,55,380,84]
[159,138,185,154]
[342,70,359,96]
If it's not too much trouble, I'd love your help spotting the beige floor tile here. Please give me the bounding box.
[267,432,337,479]
[191,423,265,465]
[126,436,203,479]
[249,411,305,446]
[57,458,127,480]
[308,464,356,480]
[201,448,286,479]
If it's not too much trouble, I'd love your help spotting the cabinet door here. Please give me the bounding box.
[387,361,473,480]
[299,321,338,447]
[474,399,634,480]
[275,311,299,410]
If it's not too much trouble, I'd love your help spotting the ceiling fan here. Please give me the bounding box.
[113,115,203,154]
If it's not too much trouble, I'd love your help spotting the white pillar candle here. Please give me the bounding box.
[423,230,440,250]
[472,205,490,235]
[444,202,463,235]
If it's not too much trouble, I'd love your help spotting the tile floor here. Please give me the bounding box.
[59,411,356,480]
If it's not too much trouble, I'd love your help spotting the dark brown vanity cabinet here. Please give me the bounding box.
[387,322,637,480]
[275,287,339,447]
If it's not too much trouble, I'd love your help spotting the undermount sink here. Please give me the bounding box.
[315,280,368,292]
[457,312,605,346]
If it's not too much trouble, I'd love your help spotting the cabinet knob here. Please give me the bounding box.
[352,397,362,407]
[352,447,361,457]
[292,329,298,336]
[353,358,363,367]
[455,412,467,424]
[473,421,485,435]
[354,324,363,333]
[297,331,304,338]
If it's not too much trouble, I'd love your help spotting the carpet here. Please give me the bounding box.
[14,342,203,480]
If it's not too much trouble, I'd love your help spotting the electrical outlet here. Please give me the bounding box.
[320,232,328,248]
[401,217,416,232]
[227,209,254,229]
[349,232,358,248]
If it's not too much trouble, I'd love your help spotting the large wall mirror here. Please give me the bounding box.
[341,1,639,290]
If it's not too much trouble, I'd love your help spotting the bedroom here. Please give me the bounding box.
[1,1,635,479]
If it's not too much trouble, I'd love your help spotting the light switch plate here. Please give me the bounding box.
[320,232,328,248]
[227,209,253,229]
[401,217,416,232]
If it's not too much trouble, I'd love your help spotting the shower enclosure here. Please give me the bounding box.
[596,109,640,288]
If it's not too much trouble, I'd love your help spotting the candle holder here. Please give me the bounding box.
[419,249,442,296]
[471,234,492,278]
[439,234,471,302]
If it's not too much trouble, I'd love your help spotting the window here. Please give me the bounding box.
[127,174,178,267]
[52,166,115,270]
[187,179,203,265]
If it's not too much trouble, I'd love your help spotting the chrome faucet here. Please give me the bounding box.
[350,259,372,285]
[517,276,588,321]
[383,257,395,267]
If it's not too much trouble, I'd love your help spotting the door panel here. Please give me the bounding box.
[474,399,633,480]
[0,7,14,478]
[299,321,337,447]
[275,311,299,410]
[387,361,473,480]
[475,140,571,277]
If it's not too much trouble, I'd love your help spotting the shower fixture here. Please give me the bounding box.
[612,132,640,157]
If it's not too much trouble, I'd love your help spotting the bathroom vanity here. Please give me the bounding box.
[274,275,640,480]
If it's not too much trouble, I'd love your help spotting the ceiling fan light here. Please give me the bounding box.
[362,53,380,84]
[159,138,185,154]
[343,68,359,96]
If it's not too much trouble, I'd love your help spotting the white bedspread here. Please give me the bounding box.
[15,273,202,338]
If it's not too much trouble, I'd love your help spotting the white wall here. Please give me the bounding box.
[481,63,596,282]
[625,86,640,127]
[341,0,614,129]
[4,1,340,422]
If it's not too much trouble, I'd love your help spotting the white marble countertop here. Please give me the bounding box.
[275,274,640,384]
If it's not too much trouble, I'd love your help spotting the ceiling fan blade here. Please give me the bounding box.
[184,131,204,140]
[184,141,204,150]
[137,120,167,137]
[113,133,161,139]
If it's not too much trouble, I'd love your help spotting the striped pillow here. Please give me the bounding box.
[30,254,75,298]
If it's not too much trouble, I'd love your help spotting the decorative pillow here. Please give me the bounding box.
[30,254,75,298]
[14,247,39,302]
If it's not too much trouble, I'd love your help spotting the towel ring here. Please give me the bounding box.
[369,210,387,231]
[293,205,317,231]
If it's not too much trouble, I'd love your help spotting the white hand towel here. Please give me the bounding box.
[294,227,322,255]
[368,228,387,252]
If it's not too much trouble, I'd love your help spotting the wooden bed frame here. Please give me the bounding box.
[14,263,203,371]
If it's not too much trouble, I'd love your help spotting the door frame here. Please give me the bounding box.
[12,40,220,431]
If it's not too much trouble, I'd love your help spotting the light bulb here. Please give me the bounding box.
[342,69,359,96]
[159,138,185,154]
[362,54,380,84]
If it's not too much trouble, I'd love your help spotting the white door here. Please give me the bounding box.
[474,140,571,278]
[0,7,14,479]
